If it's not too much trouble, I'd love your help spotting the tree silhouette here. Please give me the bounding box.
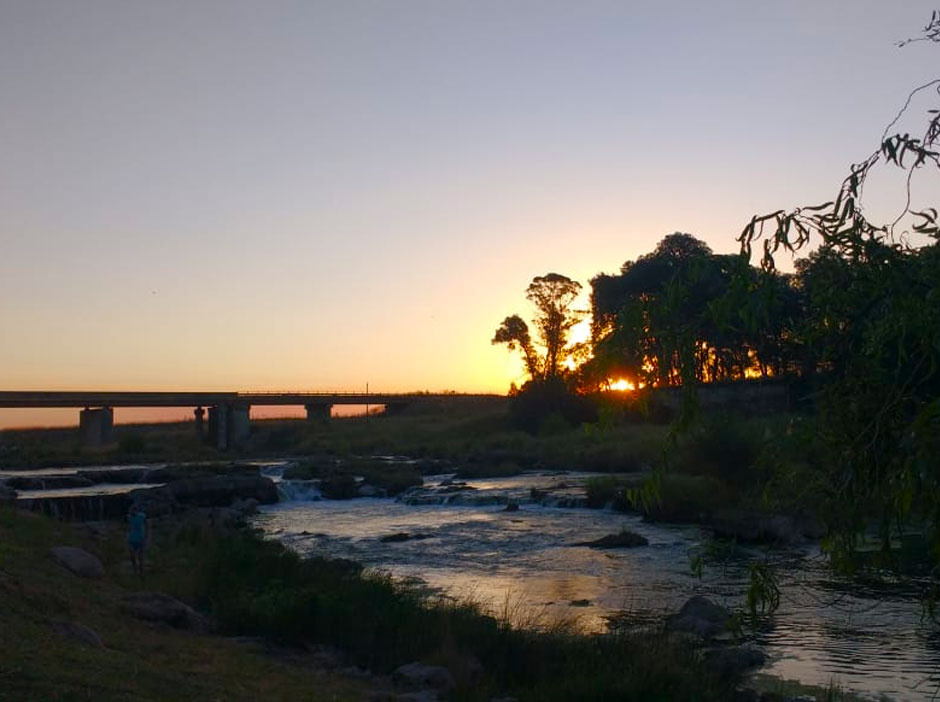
[493,273,583,382]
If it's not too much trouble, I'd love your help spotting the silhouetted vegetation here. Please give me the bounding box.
[508,376,598,434]
[176,525,740,701]
[493,273,584,382]
[488,14,940,590]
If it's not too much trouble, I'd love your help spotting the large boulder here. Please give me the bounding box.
[319,474,359,500]
[392,662,456,695]
[168,473,278,507]
[120,592,208,632]
[50,546,104,579]
[52,621,104,648]
[666,595,730,638]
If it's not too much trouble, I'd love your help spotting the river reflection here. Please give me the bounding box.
[254,471,939,701]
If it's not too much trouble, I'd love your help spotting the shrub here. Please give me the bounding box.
[681,414,763,487]
[585,476,621,508]
[509,378,598,434]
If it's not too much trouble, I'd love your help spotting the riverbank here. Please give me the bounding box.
[0,502,751,701]
[1,479,910,700]
[0,505,374,701]
[2,404,932,699]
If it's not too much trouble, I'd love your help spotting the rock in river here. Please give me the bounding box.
[379,532,429,543]
[574,530,648,548]
[666,595,730,638]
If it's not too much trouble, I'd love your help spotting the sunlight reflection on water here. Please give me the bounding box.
[254,472,939,701]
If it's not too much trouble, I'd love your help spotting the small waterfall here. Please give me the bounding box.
[276,480,323,502]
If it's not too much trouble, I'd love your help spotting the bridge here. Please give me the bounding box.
[0,391,501,449]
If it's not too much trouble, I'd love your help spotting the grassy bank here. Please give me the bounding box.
[0,506,372,701]
[0,503,747,701]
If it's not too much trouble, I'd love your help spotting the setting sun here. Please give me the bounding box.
[607,378,636,392]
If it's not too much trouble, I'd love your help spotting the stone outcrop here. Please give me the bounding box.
[50,546,105,579]
[120,591,208,632]
[52,620,104,648]
[319,474,359,500]
[167,473,278,507]
[666,595,730,638]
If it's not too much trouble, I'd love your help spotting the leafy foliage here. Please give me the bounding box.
[733,17,940,575]
[587,233,800,390]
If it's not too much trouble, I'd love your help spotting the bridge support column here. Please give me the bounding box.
[79,407,113,446]
[305,403,331,422]
[229,404,251,447]
[207,403,250,449]
[194,406,205,441]
[207,404,228,450]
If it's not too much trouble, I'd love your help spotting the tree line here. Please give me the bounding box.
[493,12,940,576]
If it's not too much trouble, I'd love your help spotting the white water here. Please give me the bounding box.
[254,468,940,702]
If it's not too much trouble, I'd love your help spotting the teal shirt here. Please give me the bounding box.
[128,511,147,545]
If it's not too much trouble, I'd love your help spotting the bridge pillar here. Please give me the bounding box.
[79,407,113,446]
[206,403,250,449]
[229,404,251,447]
[207,404,228,450]
[194,406,205,441]
[305,403,331,422]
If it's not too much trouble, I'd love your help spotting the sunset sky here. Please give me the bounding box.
[2,1,938,427]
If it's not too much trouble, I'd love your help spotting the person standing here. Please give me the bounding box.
[127,506,148,576]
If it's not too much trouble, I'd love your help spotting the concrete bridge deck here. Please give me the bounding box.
[0,391,502,449]
[0,391,496,408]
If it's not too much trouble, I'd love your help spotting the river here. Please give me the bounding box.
[254,468,940,702]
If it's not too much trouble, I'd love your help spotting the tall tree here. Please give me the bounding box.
[525,273,583,378]
[493,273,583,382]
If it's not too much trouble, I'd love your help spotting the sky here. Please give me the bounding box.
[1,1,938,427]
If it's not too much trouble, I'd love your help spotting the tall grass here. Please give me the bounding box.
[164,527,738,701]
